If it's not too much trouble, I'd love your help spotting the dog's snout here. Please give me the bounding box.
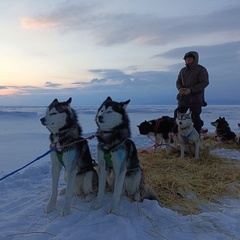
[40,117,46,125]
[98,115,103,123]
[179,121,182,125]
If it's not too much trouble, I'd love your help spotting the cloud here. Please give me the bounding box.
[20,2,240,46]
[44,82,61,88]
[0,86,8,90]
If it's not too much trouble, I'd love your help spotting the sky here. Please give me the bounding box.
[0,0,240,106]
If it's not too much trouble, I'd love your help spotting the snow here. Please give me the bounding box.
[0,105,240,240]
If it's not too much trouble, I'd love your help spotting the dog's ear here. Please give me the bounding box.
[66,97,72,105]
[121,99,130,110]
[106,96,112,101]
[52,99,58,103]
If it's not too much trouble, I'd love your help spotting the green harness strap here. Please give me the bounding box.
[104,139,127,168]
[56,151,65,168]
[104,152,113,168]
[103,139,139,172]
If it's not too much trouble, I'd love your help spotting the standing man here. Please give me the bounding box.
[174,51,209,135]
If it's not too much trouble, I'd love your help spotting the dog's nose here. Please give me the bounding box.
[98,115,103,123]
[179,121,182,125]
[40,117,46,125]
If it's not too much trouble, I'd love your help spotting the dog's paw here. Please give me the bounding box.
[92,200,103,210]
[61,207,71,216]
[108,207,118,215]
[85,193,95,202]
[45,201,56,213]
[133,192,141,202]
[59,188,66,195]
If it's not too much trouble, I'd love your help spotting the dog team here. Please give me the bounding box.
[41,96,238,216]
[41,96,158,216]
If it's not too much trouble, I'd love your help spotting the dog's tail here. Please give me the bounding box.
[139,183,159,201]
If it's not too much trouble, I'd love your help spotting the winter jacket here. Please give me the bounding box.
[176,51,209,107]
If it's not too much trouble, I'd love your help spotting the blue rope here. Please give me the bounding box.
[0,146,56,182]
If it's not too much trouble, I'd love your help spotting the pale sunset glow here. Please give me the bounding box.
[0,0,239,105]
[21,18,60,29]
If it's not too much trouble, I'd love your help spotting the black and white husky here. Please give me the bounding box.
[176,112,200,159]
[41,98,98,216]
[211,117,236,141]
[92,97,157,214]
[137,116,178,154]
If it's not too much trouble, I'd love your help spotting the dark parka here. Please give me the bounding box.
[176,51,209,108]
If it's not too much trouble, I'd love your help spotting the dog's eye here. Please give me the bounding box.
[50,112,57,116]
[107,110,112,113]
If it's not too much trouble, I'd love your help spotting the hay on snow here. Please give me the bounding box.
[138,135,240,215]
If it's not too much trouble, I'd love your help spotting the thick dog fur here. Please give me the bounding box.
[211,117,236,141]
[176,112,201,159]
[40,98,98,216]
[92,96,158,214]
[137,116,178,154]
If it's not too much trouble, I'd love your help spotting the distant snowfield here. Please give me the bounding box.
[0,105,240,239]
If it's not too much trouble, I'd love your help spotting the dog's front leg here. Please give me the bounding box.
[62,150,77,216]
[92,148,107,210]
[109,150,127,214]
[180,143,185,158]
[195,141,200,159]
[165,138,170,155]
[46,151,62,213]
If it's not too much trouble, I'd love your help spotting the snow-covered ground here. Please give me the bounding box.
[0,104,240,240]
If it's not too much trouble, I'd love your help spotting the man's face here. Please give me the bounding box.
[185,57,194,65]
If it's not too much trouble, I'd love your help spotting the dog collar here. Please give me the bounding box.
[97,130,114,135]
[179,126,190,131]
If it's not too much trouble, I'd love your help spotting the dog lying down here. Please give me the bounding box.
[211,117,236,141]
[137,116,178,154]
[176,112,201,159]
[92,96,158,214]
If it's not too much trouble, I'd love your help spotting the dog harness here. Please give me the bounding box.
[55,147,97,172]
[103,139,127,168]
[180,128,194,142]
[103,139,139,172]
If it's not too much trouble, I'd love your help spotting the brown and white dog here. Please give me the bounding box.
[211,117,236,141]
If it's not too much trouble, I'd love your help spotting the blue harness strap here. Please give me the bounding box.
[180,129,193,141]
[0,146,56,182]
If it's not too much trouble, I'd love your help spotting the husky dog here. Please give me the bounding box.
[137,116,178,154]
[92,97,157,214]
[211,117,236,141]
[40,98,98,216]
[176,112,200,159]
